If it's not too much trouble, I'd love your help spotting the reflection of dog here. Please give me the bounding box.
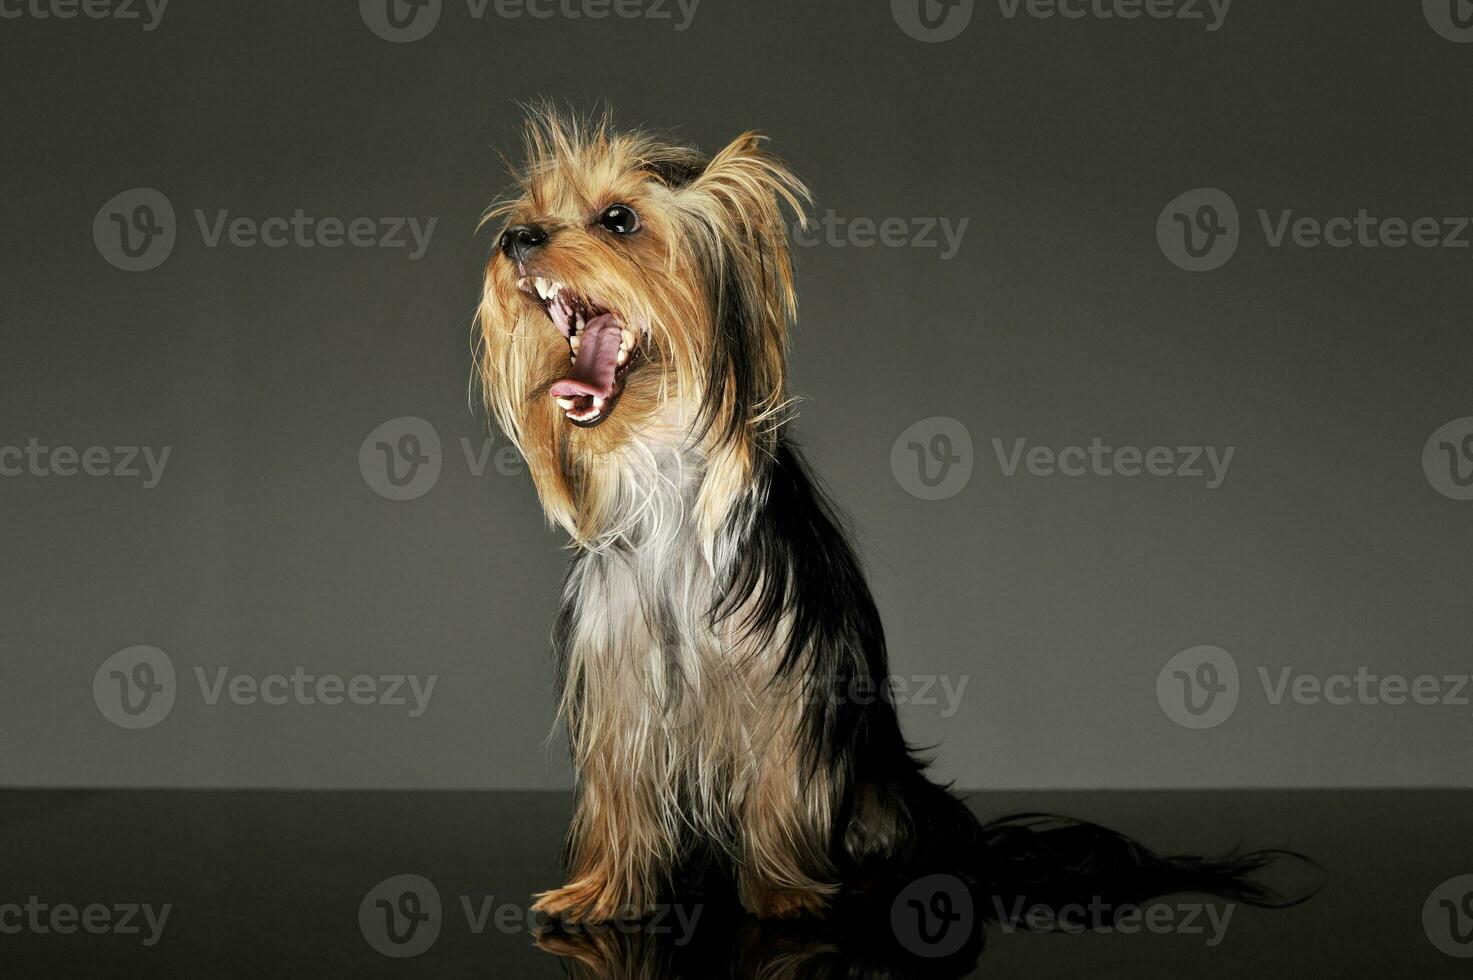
[477,105,1308,925]
[538,919,906,980]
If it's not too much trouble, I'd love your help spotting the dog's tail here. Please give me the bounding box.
[971,809,1316,911]
[826,767,1323,975]
[835,762,1321,972]
[890,767,1320,910]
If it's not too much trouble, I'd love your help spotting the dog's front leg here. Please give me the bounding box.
[533,756,666,923]
[736,737,840,920]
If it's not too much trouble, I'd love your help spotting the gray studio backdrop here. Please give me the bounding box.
[1,1,1469,790]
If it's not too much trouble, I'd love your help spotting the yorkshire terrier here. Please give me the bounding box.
[476,105,1306,926]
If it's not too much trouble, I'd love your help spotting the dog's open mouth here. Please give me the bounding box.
[519,276,640,427]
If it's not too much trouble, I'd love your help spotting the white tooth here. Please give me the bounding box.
[541,277,555,299]
[556,396,575,410]
[617,349,628,365]
[549,282,563,299]
[621,329,635,349]
[570,335,582,352]
[575,314,586,334]
[592,396,606,409]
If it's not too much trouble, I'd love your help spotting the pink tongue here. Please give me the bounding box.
[550,313,622,399]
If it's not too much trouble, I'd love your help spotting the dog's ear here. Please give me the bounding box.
[689,132,808,239]
[678,134,810,458]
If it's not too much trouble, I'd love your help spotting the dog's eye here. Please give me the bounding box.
[597,205,640,235]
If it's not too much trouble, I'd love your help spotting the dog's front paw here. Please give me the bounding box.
[740,883,831,921]
[532,878,632,924]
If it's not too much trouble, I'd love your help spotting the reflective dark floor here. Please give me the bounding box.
[0,790,1468,977]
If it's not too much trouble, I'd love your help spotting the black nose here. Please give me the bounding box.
[501,224,547,262]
